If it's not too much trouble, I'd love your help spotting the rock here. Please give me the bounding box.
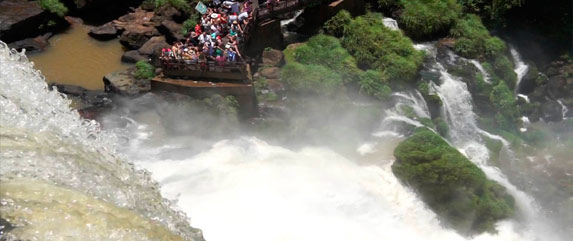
[260,67,281,79]
[89,22,118,40]
[541,100,563,122]
[0,0,66,43]
[266,79,285,92]
[115,8,159,49]
[50,84,87,96]
[262,49,284,67]
[517,63,539,94]
[437,38,456,50]
[7,33,52,52]
[64,16,84,25]
[138,36,169,56]
[157,20,184,43]
[152,6,185,23]
[121,50,147,63]
[103,67,151,95]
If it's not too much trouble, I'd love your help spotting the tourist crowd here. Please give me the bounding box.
[160,0,254,67]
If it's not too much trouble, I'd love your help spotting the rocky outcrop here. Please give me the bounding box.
[103,67,150,95]
[89,22,118,40]
[259,67,281,79]
[7,33,52,52]
[0,0,67,43]
[113,8,159,49]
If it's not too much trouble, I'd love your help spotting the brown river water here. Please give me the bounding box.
[28,24,130,90]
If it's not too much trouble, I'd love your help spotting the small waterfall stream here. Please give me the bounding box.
[509,46,529,94]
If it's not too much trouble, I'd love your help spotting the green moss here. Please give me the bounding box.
[40,0,68,17]
[134,61,155,80]
[491,55,517,89]
[151,0,192,11]
[482,135,503,165]
[398,0,461,39]
[392,128,514,234]
[342,13,424,84]
[323,10,352,38]
[418,117,435,129]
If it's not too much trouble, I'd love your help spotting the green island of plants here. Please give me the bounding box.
[392,128,515,235]
[39,0,68,17]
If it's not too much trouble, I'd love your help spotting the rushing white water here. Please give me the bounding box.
[509,46,529,94]
[0,42,203,240]
[383,17,399,31]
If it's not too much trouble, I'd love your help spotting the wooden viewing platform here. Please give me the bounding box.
[153,0,329,117]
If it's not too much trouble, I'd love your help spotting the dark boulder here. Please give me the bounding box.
[260,67,281,79]
[0,0,67,43]
[152,6,185,23]
[121,50,147,63]
[88,22,118,40]
[138,36,169,56]
[157,20,184,43]
[7,33,52,52]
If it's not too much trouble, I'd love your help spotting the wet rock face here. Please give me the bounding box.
[0,0,67,43]
[157,20,184,43]
[262,49,284,67]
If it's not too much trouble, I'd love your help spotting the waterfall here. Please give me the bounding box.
[468,59,491,83]
[0,42,203,241]
[383,18,399,31]
[557,99,569,119]
[509,46,529,94]
[425,45,561,240]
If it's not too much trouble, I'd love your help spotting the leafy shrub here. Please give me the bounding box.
[181,18,197,35]
[323,10,352,38]
[398,0,461,39]
[450,14,507,59]
[393,128,514,234]
[342,13,423,84]
[491,55,517,88]
[358,70,392,100]
[134,61,155,80]
[39,0,68,17]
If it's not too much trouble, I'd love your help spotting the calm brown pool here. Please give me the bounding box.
[28,23,130,90]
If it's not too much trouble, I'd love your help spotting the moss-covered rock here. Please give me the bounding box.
[323,10,352,38]
[341,13,424,84]
[398,0,461,40]
[450,14,507,60]
[392,128,514,235]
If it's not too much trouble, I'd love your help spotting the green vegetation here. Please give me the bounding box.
[358,70,392,100]
[39,0,68,17]
[341,13,424,84]
[450,14,506,60]
[181,18,197,35]
[148,0,192,11]
[323,10,352,38]
[281,63,343,95]
[457,0,523,22]
[399,0,461,39]
[134,61,155,80]
[392,128,514,234]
